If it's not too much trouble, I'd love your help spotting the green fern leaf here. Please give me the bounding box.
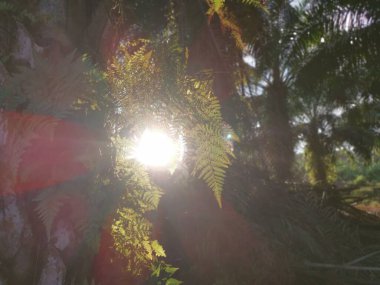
[152,240,166,257]
[191,124,233,207]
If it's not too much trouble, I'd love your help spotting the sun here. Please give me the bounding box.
[132,128,184,168]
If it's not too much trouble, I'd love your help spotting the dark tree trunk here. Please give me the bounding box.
[263,65,294,182]
[306,119,328,187]
[0,1,110,284]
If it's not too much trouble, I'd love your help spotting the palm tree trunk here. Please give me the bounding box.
[305,119,328,187]
[264,65,294,182]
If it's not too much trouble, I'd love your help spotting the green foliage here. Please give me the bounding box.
[0,0,36,23]
[112,208,163,273]
[352,174,366,186]
[335,155,358,183]
[107,34,235,277]
[292,0,379,187]
[206,0,247,50]
[148,260,182,285]
[336,154,380,185]
[304,145,335,186]
[296,95,380,186]
[208,0,265,14]
[237,0,266,10]
[108,39,235,206]
[1,1,379,284]
[366,163,380,183]
[191,123,234,206]
[107,27,236,278]
[111,145,165,275]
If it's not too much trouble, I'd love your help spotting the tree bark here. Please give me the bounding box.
[263,65,294,182]
[306,119,328,186]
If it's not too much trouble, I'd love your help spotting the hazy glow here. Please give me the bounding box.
[243,54,255,68]
[133,129,183,168]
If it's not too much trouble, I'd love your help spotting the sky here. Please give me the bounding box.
[291,0,303,8]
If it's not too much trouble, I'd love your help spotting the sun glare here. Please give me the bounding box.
[133,129,183,168]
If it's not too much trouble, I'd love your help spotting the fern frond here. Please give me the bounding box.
[191,123,233,207]
[183,78,222,124]
[104,9,238,278]
[182,78,235,206]
[111,150,166,274]
[109,39,236,208]
[208,0,225,13]
[206,0,246,50]
[112,207,166,275]
[239,0,263,7]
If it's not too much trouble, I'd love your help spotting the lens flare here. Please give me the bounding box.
[133,129,183,168]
